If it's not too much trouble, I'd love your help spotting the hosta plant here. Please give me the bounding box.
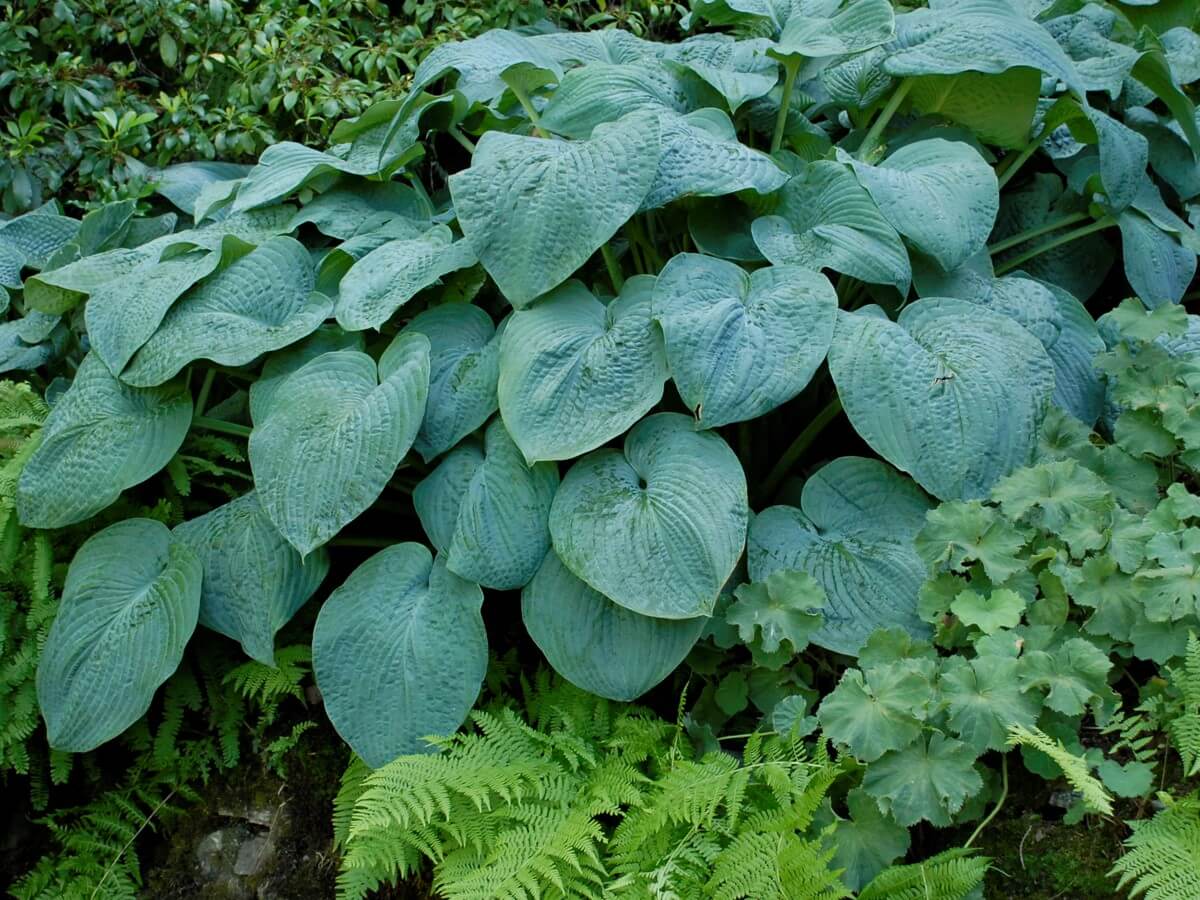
[1,0,1198,785]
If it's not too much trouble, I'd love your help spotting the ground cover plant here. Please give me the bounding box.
[2,0,1200,895]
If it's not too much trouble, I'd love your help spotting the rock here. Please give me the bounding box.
[1048,789,1083,809]
[195,825,256,899]
[234,834,274,877]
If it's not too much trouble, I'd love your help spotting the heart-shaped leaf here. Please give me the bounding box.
[37,519,201,752]
[250,341,429,555]
[652,253,837,428]
[539,62,695,139]
[249,325,366,423]
[313,544,486,768]
[774,0,895,59]
[174,491,330,665]
[828,299,1055,500]
[749,457,934,655]
[17,353,192,528]
[550,412,748,619]
[522,549,705,701]
[498,278,667,463]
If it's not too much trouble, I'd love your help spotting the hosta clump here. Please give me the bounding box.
[1,0,1198,781]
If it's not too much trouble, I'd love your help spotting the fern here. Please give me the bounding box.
[1111,792,1200,900]
[856,847,989,900]
[1007,723,1113,815]
[1167,634,1200,778]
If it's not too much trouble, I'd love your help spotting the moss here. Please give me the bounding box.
[977,812,1126,899]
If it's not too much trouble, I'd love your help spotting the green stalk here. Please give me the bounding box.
[194,368,216,417]
[447,124,476,153]
[856,78,912,161]
[601,243,625,293]
[771,57,802,155]
[994,216,1115,275]
[759,396,843,500]
[965,754,1009,849]
[988,212,1090,256]
[192,416,251,438]
[996,129,1047,190]
[510,82,546,138]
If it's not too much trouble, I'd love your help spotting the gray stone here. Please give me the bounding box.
[234,834,274,877]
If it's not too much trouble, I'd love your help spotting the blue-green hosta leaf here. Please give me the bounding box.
[334,226,477,331]
[121,237,327,387]
[0,316,68,375]
[249,342,430,555]
[0,209,80,285]
[409,28,563,104]
[287,181,431,239]
[749,457,933,655]
[248,325,365,423]
[232,142,412,212]
[538,62,695,139]
[312,544,486,768]
[498,278,667,463]
[652,254,836,428]
[174,492,329,666]
[883,0,1082,93]
[774,0,895,59]
[828,299,1056,500]
[663,36,777,113]
[522,549,705,701]
[847,138,998,271]
[530,29,659,67]
[1117,209,1197,308]
[751,161,911,292]
[17,354,192,528]
[152,161,252,215]
[549,412,748,620]
[643,109,787,211]
[414,418,558,590]
[315,218,430,299]
[37,519,201,752]
[449,113,660,307]
[908,68,1041,149]
[399,303,503,462]
[862,732,984,826]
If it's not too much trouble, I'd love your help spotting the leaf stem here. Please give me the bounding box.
[447,124,476,153]
[510,82,546,138]
[759,395,843,500]
[994,216,1115,275]
[988,212,1091,256]
[771,57,802,155]
[965,754,1009,849]
[857,78,912,161]
[194,368,216,416]
[601,243,625,293]
[192,416,252,438]
[995,129,1047,190]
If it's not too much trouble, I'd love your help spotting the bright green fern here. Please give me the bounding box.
[1111,792,1200,900]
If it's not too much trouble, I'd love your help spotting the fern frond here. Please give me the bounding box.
[1007,724,1113,815]
[857,847,989,900]
[1111,793,1200,900]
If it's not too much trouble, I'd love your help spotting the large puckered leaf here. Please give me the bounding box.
[249,326,365,424]
[522,550,705,701]
[773,0,895,59]
[400,303,503,462]
[847,138,999,272]
[414,418,558,590]
[663,35,777,113]
[498,278,667,463]
[749,457,934,655]
[549,413,748,620]
[312,544,486,768]
[174,492,330,666]
[449,113,660,307]
[37,519,201,752]
[231,141,414,212]
[538,62,696,139]
[651,253,837,428]
[17,353,192,528]
[907,68,1041,149]
[408,28,563,104]
[121,237,327,387]
[334,226,478,331]
[828,299,1055,500]
[287,181,430,240]
[752,160,911,292]
[249,342,430,556]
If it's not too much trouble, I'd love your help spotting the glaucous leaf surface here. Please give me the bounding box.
[498,279,667,463]
[774,0,895,58]
[652,253,837,428]
[121,237,327,387]
[174,492,330,666]
[522,549,706,700]
[17,353,192,528]
[751,160,911,291]
[828,299,1056,500]
[408,28,563,105]
[847,138,999,272]
[749,457,933,655]
[663,35,777,112]
[37,519,201,752]
[538,62,695,139]
[414,418,558,590]
[249,342,430,555]
[399,303,504,462]
[449,113,660,307]
[549,412,748,620]
[312,544,486,768]
[287,181,430,239]
[907,68,1041,149]
[248,326,365,423]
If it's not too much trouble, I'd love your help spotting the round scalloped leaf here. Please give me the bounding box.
[550,412,748,620]
[17,353,192,528]
[121,237,326,387]
[398,304,503,462]
[174,492,330,665]
[748,457,933,655]
[449,113,660,307]
[498,278,667,463]
[652,254,837,428]
[828,299,1055,500]
[522,550,705,701]
[249,342,430,556]
[312,543,486,768]
[414,418,558,590]
[751,161,911,292]
[37,519,201,752]
[847,138,999,272]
